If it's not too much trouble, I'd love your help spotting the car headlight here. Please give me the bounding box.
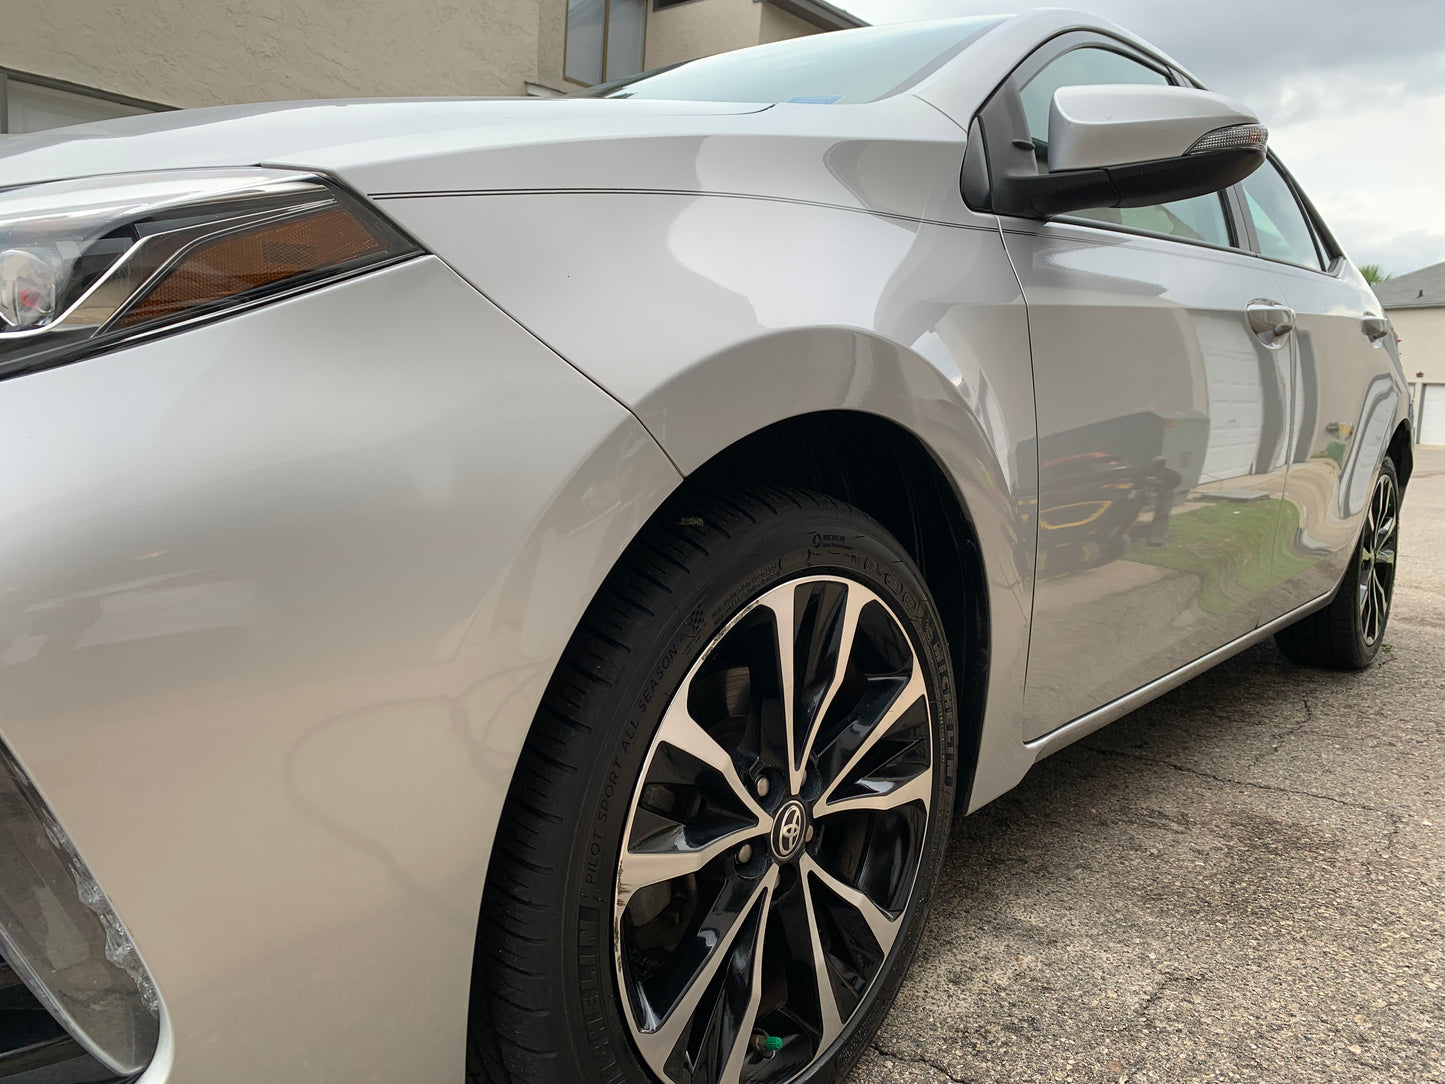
[0,739,160,1075]
[0,168,419,379]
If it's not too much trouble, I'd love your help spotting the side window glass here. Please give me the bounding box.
[1070,198,1231,247]
[1019,47,1232,247]
[1021,48,1168,172]
[1241,161,1326,270]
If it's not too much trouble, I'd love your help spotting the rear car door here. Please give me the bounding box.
[969,35,1298,738]
[1234,157,1407,616]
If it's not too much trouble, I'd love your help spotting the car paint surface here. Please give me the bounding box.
[375,144,1042,817]
[0,98,768,190]
[1268,260,1407,606]
[0,9,1409,1083]
[0,257,681,1081]
[1003,218,1302,735]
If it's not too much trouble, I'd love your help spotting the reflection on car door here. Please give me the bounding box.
[1008,222,1296,738]
[983,38,1302,738]
[1235,158,1405,619]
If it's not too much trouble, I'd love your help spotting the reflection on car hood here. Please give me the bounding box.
[0,94,975,223]
[0,97,770,192]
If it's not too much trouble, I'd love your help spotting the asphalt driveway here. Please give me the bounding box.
[848,447,1445,1084]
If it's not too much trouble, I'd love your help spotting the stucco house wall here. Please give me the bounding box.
[0,0,542,107]
[758,4,822,42]
[2,0,849,113]
[1389,306,1445,385]
[1375,261,1445,441]
[639,0,822,72]
[646,0,762,72]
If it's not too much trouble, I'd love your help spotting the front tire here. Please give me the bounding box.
[1275,455,1401,669]
[470,487,959,1084]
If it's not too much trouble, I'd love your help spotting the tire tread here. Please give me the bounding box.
[468,486,905,1083]
[1274,456,1398,671]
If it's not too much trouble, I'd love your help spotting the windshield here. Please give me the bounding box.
[576,18,1005,105]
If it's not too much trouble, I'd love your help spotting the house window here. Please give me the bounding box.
[1,72,163,135]
[566,0,646,86]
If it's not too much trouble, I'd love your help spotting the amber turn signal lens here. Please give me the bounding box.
[123,206,384,326]
[0,170,418,380]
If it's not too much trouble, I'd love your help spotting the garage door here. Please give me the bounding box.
[1198,322,1267,483]
[1421,384,1445,446]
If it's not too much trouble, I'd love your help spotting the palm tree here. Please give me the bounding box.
[1359,264,1392,285]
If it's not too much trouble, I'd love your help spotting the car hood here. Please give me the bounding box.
[0,97,771,192]
[0,93,976,227]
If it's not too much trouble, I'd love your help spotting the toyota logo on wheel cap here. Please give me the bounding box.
[771,800,807,861]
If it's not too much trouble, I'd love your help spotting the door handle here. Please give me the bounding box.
[1246,301,1296,346]
[1362,315,1392,344]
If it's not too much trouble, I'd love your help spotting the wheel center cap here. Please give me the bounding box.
[771,800,808,862]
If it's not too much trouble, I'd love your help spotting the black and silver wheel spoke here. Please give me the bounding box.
[762,583,869,796]
[1357,472,1399,648]
[812,666,929,817]
[797,852,903,1041]
[638,869,779,1078]
[616,575,934,1084]
[617,699,769,911]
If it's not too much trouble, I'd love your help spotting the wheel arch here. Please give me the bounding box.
[1388,418,1414,491]
[681,410,993,812]
[616,323,1037,816]
[482,315,1038,846]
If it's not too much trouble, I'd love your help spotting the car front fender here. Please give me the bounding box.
[381,188,1044,813]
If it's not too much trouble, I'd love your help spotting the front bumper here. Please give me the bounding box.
[0,255,680,1081]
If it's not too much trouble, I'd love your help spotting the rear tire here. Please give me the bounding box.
[1275,456,1400,670]
[469,486,959,1084]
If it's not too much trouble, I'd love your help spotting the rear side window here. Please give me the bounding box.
[1241,161,1325,270]
[1020,47,1231,248]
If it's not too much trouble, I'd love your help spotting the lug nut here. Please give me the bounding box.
[737,843,753,864]
[755,776,770,798]
[804,825,814,843]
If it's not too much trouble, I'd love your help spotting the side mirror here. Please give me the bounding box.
[993,84,1268,219]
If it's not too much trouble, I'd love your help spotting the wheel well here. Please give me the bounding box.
[684,411,990,810]
[1388,420,1414,491]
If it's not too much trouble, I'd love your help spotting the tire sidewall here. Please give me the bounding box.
[561,500,959,1084]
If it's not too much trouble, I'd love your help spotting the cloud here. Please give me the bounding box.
[841,0,1445,275]
[1267,75,1445,272]
[842,0,1445,92]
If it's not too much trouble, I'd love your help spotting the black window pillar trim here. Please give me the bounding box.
[1224,183,1257,254]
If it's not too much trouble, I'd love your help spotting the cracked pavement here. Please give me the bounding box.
[847,447,1445,1084]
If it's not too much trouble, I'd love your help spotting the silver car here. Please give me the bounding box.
[0,10,1410,1084]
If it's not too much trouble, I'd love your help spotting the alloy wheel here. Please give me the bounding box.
[613,574,934,1084]
[1357,470,1399,647]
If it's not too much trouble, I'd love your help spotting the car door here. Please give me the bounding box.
[1233,157,1406,617]
[969,35,1298,738]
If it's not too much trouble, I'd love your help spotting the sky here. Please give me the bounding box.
[839,0,1445,275]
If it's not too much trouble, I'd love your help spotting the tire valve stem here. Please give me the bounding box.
[751,1032,783,1057]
